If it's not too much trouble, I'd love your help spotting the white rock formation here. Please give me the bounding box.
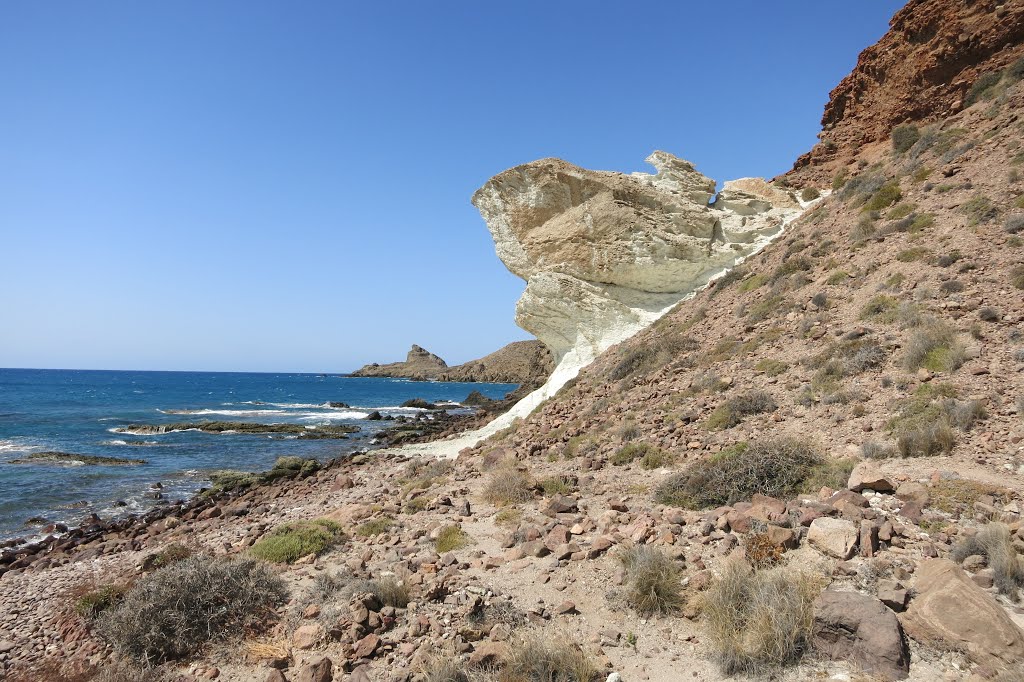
[384,152,813,459]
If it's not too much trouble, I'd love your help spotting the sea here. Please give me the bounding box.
[0,368,517,542]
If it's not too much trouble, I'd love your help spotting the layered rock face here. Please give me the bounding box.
[791,0,1024,175]
[472,151,805,368]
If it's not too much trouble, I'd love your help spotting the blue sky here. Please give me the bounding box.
[0,1,905,372]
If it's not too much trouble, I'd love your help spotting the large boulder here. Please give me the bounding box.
[900,559,1024,669]
[847,462,894,492]
[807,517,859,560]
[812,590,910,681]
[472,151,802,363]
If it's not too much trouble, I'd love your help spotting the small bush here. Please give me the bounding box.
[831,168,848,191]
[904,320,966,372]
[96,556,286,664]
[860,294,898,322]
[737,273,768,293]
[356,516,394,537]
[800,187,820,202]
[862,181,902,212]
[961,195,998,226]
[887,202,916,220]
[931,479,1010,517]
[965,71,1002,106]
[701,559,821,676]
[146,543,192,571]
[974,305,999,321]
[1006,215,1024,234]
[706,391,777,430]
[75,584,128,620]
[892,125,920,153]
[618,546,684,616]
[502,632,599,682]
[1011,265,1024,290]
[801,458,857,493]
[755,359,789,376]
[897,246,930,262]
[540,475,574,495]
[940,279,965,294]
[656,439,821,509]
[251,519,344,564]
[1007,56,1024,82]
[639,447,673,470]
[826,270,850,285]
[909,213,935,232]
[862,440,898,459]
[435,525,472,553]
[952,523,1024,602]
[483,466,533,506]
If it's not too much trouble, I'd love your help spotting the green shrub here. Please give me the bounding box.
[1011,265,1024,290]
[618,546,684,616]
[965,71,1002,106]
[737,273,768,293]
[860,294,899,322]
[755,359,789,376]
[435,525,472,553]
[910,213,935,232]
[961,195,998,226]
[701,559,821,676]
[831,168,848,191]
[1007,56,1024,82]
[655,439,822,509]
[251,519,344,564]
[356,516,394,537]
[706,391,777,430]
[862,182,902,212]
[887,383,984,457]
[801,458,857,493]
[540,475,574,495]
[896,247,930,262]
[800,187,821,202]
[75,584,128,620]
[904,320,966,372]
[96,556,286,663]
[826,270,850,285]
[1006,215,1024,234]
[892,125,920,153]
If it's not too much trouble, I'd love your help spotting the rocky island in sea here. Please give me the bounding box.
[4,1,1024,681]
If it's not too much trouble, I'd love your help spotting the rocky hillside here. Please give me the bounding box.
[351,341,554,388]
[5,2,1024,682]
[791,0,1024,181]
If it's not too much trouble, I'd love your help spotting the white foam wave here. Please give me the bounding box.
[158,408,291,417]
[298,411,369,421]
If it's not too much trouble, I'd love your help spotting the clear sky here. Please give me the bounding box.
[0,1,905,373]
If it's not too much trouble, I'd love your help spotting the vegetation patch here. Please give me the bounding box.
[609,333,698,381]
[96,556,286,664]
[961,195,998,226]
[754,359,789,377]
[251,519,344,564]
[859,294,899,322]
[904,320,966,373]
[705,391,777,431]
[1011,265,1024,290]
[862,181,902,212]
[930,479,1010,517]
[435,525,472,553]
[483,466,534,506]
[75,584,129,620]
[965,71,1002,106]
[701,559,821,676]
[951,523,1024,602]
[737,273,768,293]
[500,632,600,682]
[617,546,684,616]
[886,383,986,457]
[655,439,828,509]
[356,516,394,537]
[891,125,920,154]
[540,475,575,496]
[896,246,930,262]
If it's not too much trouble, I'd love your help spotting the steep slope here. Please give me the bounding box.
[791,0,1024,181]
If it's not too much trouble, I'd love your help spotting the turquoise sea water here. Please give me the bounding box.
[0,368,516,541]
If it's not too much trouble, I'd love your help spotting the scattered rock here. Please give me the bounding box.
[813,590,910,680]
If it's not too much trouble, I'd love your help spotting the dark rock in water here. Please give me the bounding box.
[463,390,497,407]
[401,398,438,410]
[8,451,147,466]
[114,500,128,507]
[365,410,383,420]
[328,401,350,408]
[24,517,49,527]
[151,482,162,489]
[112,421,359,439]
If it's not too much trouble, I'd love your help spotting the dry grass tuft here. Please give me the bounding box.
[705,390,777,430]
[618,546,684,616]
[501,631,600,682]
[435,525,473,553]
[904,320,966,372]
[701,559,821,676]
[483,466,534,506]
[951,523,1024,601]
